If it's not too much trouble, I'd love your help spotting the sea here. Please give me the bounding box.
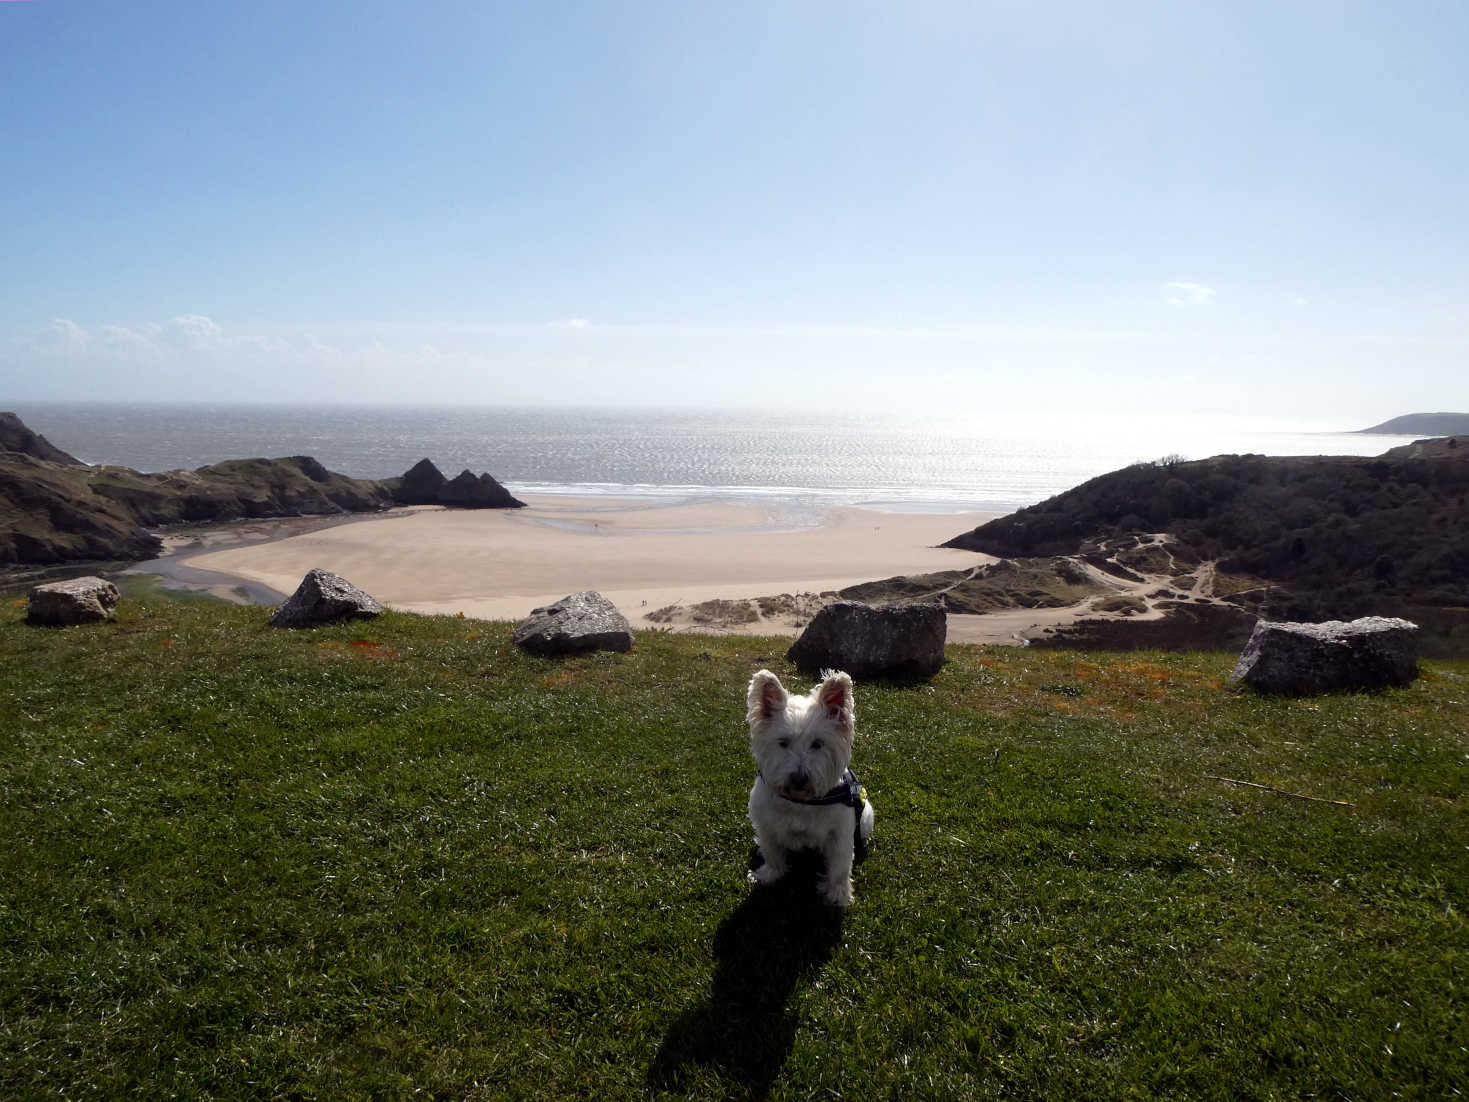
[8,402,1423,514]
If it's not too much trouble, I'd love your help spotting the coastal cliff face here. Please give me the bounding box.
[89,456,398,527]
[0,453,398,565]
[0,412,83,466]
[0,414,525,566]
[0,453,165,563]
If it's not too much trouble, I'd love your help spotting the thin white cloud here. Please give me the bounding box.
[1164,281,1216,306]
[8,311,1463,422]
[18,315,354,377]
[98,324,160,357]
[32,318,92,352]
[158,314,226,349]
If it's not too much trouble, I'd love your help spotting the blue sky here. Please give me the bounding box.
[3,0,1466,423]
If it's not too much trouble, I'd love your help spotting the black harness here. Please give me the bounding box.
[766,766,871,863]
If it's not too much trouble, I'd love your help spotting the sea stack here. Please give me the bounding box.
[392,458,525,509]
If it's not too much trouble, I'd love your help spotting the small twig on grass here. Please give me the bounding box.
[1204,775,1354,807]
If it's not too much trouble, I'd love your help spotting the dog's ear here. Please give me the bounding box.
[817,670,855,742]
[747,670,788,723]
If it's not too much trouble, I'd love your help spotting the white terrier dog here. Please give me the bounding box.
[746,669,875,907]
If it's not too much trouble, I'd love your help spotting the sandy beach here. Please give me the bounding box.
[170,495,1035,638]
[158,494,1230,646]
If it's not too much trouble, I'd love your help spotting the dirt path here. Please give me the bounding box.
[655,532,1255,647]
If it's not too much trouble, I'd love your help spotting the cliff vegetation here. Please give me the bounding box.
[0,413,523,566]
[944,437,1469,652]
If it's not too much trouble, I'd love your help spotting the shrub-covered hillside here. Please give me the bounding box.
[944,439,1469,629]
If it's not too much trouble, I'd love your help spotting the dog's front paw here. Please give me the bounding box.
[748,863,784,887]
[820,876,854,908]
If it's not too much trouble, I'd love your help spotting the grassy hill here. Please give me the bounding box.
[944,442,1469,655]
[1359,412,1469,436]
[0,453,397,566]
[2,594,1464,1099]
[0,412,525,568]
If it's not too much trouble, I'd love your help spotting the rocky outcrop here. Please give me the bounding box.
[939,442,1469,655]
[396,458,449,505]
[787,601,947,680]
[513,591,633,655]
[269,568,384,628]
[391,458,525,509]
[1382,437,1463,460]
[1230,617,1419,694]
[93,457,397,526]
[0,414,525,567]
[440,469,523,508]
[27,576,121,626]
[0,453,165,563]
[1,412,83,465]
[0,452,391,565]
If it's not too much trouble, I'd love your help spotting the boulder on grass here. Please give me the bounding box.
[270,568,383,628]
[27,576,121,626]
[1230,616,1419,694]
[787,600,946,680]
[514,591,633,656]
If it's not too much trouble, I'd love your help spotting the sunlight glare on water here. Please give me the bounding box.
[10,402,1422,513]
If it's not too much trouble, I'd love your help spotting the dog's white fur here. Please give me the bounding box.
[746,669,874,907]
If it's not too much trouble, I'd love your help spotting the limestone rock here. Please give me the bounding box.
[270,568,384,628]
[513,591,633,656]
[27,576,121,626]
[787,601,947,680]
[396,458,448,505]
[438,469,524,508]
[394,458,525,509]
[1230,616,1419,694]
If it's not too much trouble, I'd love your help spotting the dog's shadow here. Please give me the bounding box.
[647,853,843,1099]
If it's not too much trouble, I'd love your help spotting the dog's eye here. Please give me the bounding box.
[810,738,824,750]
[777,738,790,749]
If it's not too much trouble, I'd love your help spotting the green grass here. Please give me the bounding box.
[111,571,247,605]
[1,596,1465,1100]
